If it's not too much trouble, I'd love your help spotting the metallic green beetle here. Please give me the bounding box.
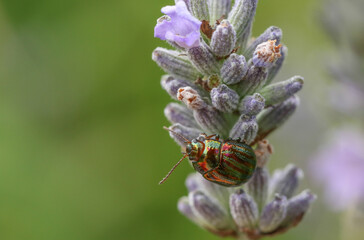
[160,128,256,187]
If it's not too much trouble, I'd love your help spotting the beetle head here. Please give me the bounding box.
[186,139,204,161]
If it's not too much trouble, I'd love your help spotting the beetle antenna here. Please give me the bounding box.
[159,153,188,184]
[163,126,190,143]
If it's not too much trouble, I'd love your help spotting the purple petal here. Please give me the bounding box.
[154,1,201,49]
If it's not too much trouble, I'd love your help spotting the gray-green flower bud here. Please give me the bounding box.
[220,53,248,84]
[259,76,304,106]
[196,174,231,206]
[210,84,239,113]
[229,114,258,144]
[185,173,200,192]
[281,190,317,227]
[259,195,288,233]
[188,41,220,75]
[161,75,200,100]
[207,0,231,24]
[178,196,200,224]
[230,189,259,231]
[244,26,283,59]
[189,190,232,231]
[177,87,228,136]
[239,93,265,116]
[228,0,258,49]
[270,164,304,199]
[247,167,269,211]
[210,20,236,57]
[256,95,299,140]
[152,47,200,81]
[193,105,228,136]
[237,64,268,97]
[164,103,199,128]
[189,0,209,21]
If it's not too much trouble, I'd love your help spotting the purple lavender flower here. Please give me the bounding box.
[154,1,201,49]
[310,127,364,210]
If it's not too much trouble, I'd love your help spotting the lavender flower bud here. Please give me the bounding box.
[210,20,236,57]
[259,76,304,106]
[210,84,239,113]
[188,41,221,75]
[237,64,268,97]
[259,195,288,233]
[177,86,206,110]
[229,114,258,144]
[228,0,258,48]
[207,0,231,24]
[178,196,200,224]
[256,95,299,140]
[239,93,265,116]
[168,123,201,146]
[152,48,200,81]
[230,189,259,231]
[281,190,316,227]
[244,26,283,59]
[266,45,287,85]
[161,75,200,100]
[247,167,269,211]
[221,53,248,84]
[185,173,200,192]
[252,40,282,68]
[189,0,209,21]
[270,164,304,199]
[194,106,228,136]
[164,103,199,128]
[177,87,228,136]
[193,173,231,206]
[189,191,232,230]
[254,140,273,167]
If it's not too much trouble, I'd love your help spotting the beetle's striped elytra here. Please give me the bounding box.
[160,127,256,186]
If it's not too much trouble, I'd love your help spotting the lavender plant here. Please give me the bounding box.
[153,1,315,239]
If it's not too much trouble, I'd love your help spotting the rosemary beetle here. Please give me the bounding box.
[160,127,256,187]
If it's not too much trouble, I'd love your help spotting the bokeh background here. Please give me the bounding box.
[0,0,349,239]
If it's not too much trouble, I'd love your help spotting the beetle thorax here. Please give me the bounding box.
[186,139,205,161]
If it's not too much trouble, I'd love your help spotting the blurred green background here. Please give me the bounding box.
[0,0,341,239]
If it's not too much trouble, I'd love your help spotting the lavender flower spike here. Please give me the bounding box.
[153,1,315,239]
[154,1,201,49]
